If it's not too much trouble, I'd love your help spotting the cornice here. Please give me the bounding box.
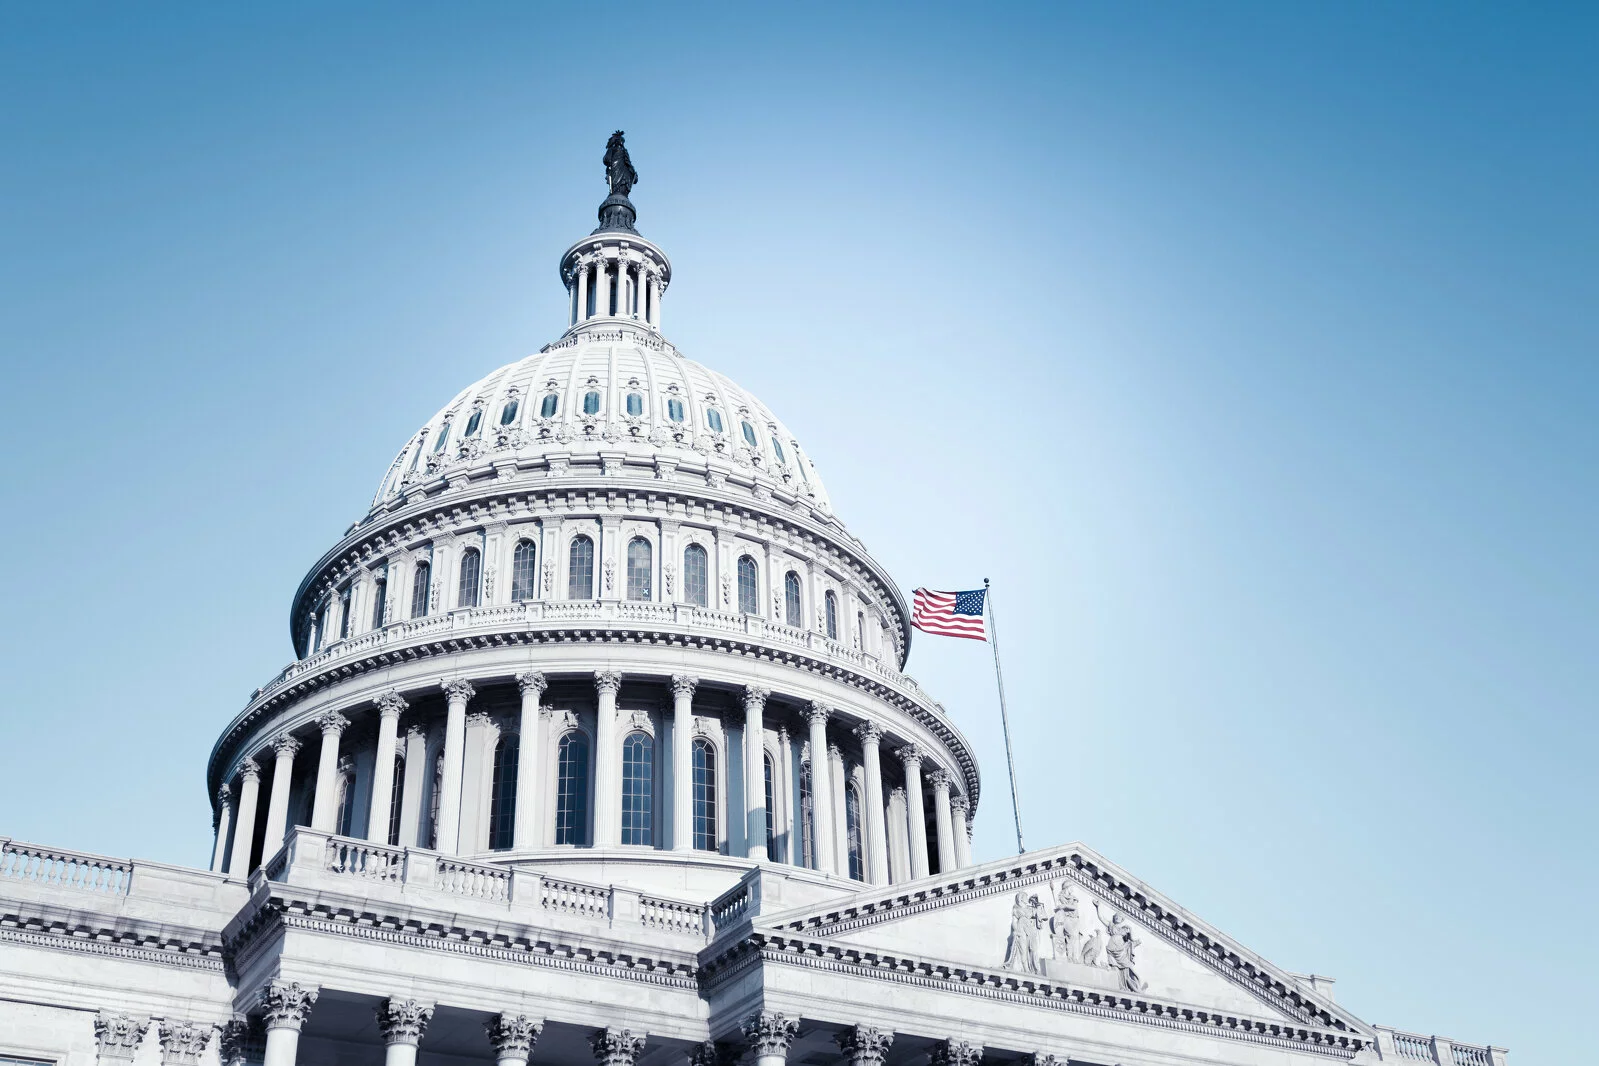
[0,907,227,971]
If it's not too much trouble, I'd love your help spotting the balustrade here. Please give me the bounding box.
[324,838,404,882]
[436,856,511,902]
[539,875,609,920]
[0,840,131,895]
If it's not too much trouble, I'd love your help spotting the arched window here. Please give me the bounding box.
[763,752,777,858]
[554,732,590,846]
[488,734,519,851]
[741,421,759,449]
[621,732,653,846]
[386,753,404,847]
[772,438,787,465]
[706,407,724,433]
[433,423,451,453]
[370,569,388,629]
[338,585,352,639]
[540,393,558,418]
[625,392,644,416]
[583,391,601,415]
[667,398,685,423]
[568,536,594,600]
[465,408,483,437]
[784,571,802,627]
[335,760,357,837]
[683,543,709,608]
[691,738,717,851]
[825,590,839,640]
[737,555,759,615]
[500,398,519,425]
[410,560,431,618]
[626,537,653,601]
[845,784,864,881]
[511,541,537,601]
[457,547,481,609]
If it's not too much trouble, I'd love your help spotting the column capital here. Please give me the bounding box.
[314,710,350,736]
[594,670,624,695]
[590,1027,646,1066]
[516,670,549,697]
[441,678,477,704]
[238,757,261,781]
[949,794,970,816]
[486,1015,545,1059]
[157,1021,215,1066]
[743,685,770,709]
[669,673,700,699]
[405,721,428,741]
[930,1042,983,1066]
[741,1013,800,1057]
[836,1026,894,1066]
[217,1017,264,1066]
[690,1042,735,1066]
[466,710,493,728]
[853,720,884,745]
[899,743,927,768]
[926,767,951,791]
[259,980,318,1031]
[376,999,434,1047]
[216,783,233,806]
[1025,1055,1062,1066]
[269,733,303,759]
[804,701,831,726]
[889,785,907,803]
[376,690,409,718]
[94,1012,151,1062]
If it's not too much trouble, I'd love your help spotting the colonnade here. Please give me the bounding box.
[569,250,663,329]
[211,672,974,885]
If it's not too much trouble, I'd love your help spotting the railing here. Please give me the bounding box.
[1452,1047,1490,1066]
[639,894,705,935]
[325,838,403,883]
[0,840,131,896]
[709,881,751,930]
[539,875,609,919]
[1393,1033,1433,1060]
[1377,1028,1500,1066]
[436,857,511,902]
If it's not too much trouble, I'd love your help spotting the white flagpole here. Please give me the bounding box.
[984,577,1026,855]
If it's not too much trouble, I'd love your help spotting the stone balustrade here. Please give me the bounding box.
[0,838,133,895]
[1375,1027,1506,1066]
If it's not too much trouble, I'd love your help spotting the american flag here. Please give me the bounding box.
[911,588,987,640]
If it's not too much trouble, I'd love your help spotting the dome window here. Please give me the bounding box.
[499,398,519,425]
[772,438,787,465]
[667,398,685,423]
[465,409,483,437]
[626,392,644,416]
[706,408,724,433]
[741,421,759,449]
[583,391,601,416]
[540,393,559,418]
[432,424,451,453]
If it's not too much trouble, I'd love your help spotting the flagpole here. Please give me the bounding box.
[984,577,1026,855]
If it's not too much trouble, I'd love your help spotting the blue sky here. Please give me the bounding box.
[1,4,1592,1061]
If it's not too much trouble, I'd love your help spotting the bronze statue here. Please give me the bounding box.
[604,131,637,197]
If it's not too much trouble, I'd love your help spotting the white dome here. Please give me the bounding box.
[371,323,832,515]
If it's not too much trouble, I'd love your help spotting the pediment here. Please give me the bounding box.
[761,843,1366,1035]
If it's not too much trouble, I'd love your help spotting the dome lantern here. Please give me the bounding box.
[560,132,671,334]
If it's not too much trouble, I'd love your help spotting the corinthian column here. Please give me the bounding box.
[930,1040,983,1066]
[670,674,699,851]
[805,704,836,873]
[376,999,433,1066]
[263,734,302,854]
[309,711,350,833]
[593,671,623,847]
[576,260,589,321]
[436,679,475,853]
[210,785,233,873]
[590,1028,645,1066]
[514,672,547,848]
[854,721,888,884]
[741,1013,799,1066]
[157,1021,213,1066]
[259,981,317,1066]
[927,767,956,873]
[900,745,930,879]
[950,794,973,868]
[743,686,770,861]
[367,691,407,845]
[486,1015,543,1066]
[95,1012,150,1065]
[836,1026,893,1066]
[227,759,261,877]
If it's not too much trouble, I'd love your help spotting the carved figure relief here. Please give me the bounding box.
[1004,890,1046,975]
[999,881,1148,992]
[1095,902,1147,992]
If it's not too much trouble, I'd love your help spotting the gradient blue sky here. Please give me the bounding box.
[1,4,1592,1062]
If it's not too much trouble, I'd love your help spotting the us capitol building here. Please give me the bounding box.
[0,137,1504,1066]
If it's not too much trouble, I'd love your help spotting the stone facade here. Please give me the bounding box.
[0,152,1503,1066]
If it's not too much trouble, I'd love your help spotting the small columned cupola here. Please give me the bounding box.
[560,131,672,333]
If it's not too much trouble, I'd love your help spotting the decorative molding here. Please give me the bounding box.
[94,1012,150,1061]
[376,998,434,1046]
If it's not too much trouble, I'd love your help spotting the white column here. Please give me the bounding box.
[901,745,930,879]
[260,981,317,1066]
[950,795,973,868]
[742,1013,799,1066]
[309,711,350,833]
[828,743,848,875]
[743,686,770,861]
[397,723,428,847]
[887,787,911,882]
[513,672,547,848]
[436,679,475,853]
[376,999,433,1066]
[227,759,261,876]
[595,258,610,317]
[487,1015,544,1066]
[805,704,836,874]
[263,734,302,853]
[778,726,795,863]
[210,785,233,872]
[855,721,889,884]
[576,259,589,321]
[670,674,698,851]
[593,671,623,846]
[367,691,407,844]
[460,711,492,851]
[928,768,956,874]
